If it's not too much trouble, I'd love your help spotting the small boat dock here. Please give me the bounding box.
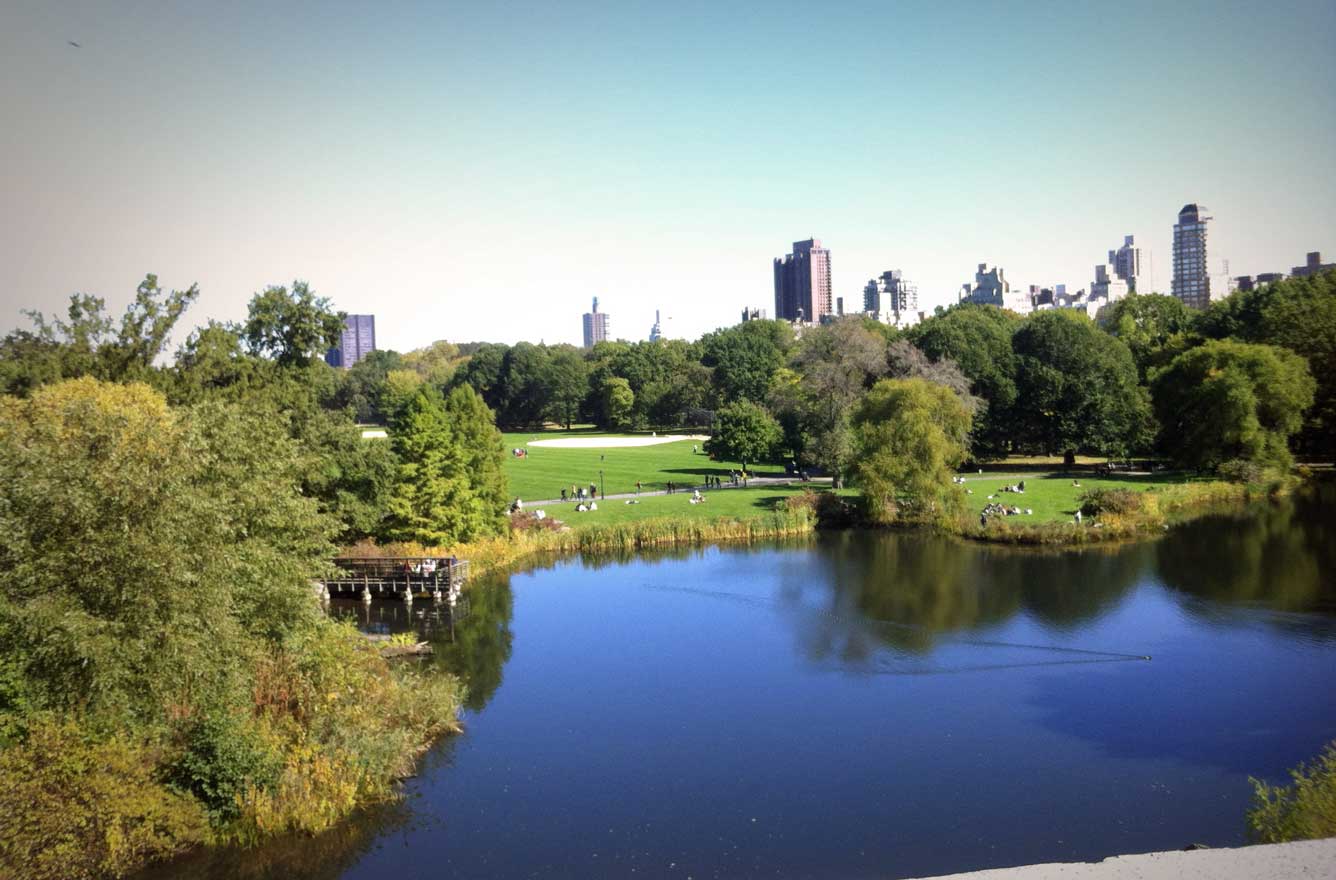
[317,556,469,604]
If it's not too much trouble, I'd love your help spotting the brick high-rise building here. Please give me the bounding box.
[582,297,610,348]
[325,314,376,368]
[1172,204,1213,309]
[773,238,832,323]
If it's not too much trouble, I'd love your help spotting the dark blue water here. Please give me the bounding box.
[160,486,1336,879]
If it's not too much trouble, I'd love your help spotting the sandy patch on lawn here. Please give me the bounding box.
[527,434,708,449]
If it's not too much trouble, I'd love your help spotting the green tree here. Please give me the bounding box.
[400,339,461,385]
[442,384,509,533]
[1197,270,1336,456]
[600,376,635,431]
[1097,292,1194,380]
[332,349,406,423]
[700,324,786,404]
[779,319,889,486]
[1,277,198,394]
[909,303,1021,457]
[851,378,972,524]
[453,342,509,411]
[0,378,337,728]
[294,408,399,541]
[705,400,782,473]
[243,281,345,367]
[386,388,506,546]
[1150,339,1315,473]
[170,320,259,404]
[545,345,589,429]
[496,342,553,428]
[1011,310,1151,462]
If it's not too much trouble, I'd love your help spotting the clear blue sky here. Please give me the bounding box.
[2,0,1333,349]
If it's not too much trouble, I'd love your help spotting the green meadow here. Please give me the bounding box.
[500,430,785,502]
[960,473,1209,524]
[498,430,1226,534]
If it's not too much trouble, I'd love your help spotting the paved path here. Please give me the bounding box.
[905,839,1336,880]
[520,476,832,508]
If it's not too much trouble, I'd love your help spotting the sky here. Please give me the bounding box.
[2,0,1334,351]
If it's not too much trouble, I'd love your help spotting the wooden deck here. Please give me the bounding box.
[318,556,469,602]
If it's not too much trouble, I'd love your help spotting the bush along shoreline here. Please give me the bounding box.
[0,380,465,880]
[351,470,1305,583]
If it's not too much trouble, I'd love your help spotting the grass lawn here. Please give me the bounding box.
[960,472,1210,524]
[501,431,786,501]
[530,482,817,529]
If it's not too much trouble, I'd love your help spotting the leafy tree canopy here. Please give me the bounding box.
[704,400,782,471]
[243,281,345,368]
[1150,339,1315,473]
[1011,310,1151,460]
[852,378,972,524]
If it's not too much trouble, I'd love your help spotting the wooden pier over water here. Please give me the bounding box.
[317,556,469,604]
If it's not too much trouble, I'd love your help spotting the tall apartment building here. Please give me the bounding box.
[863,269,920,327]
[325,314,376,368]
[1109,235,1152,293]
[1172,204,1213,309]
[1090,264,1129,305]
[959,263,1032,314]
[773,238,832,323]
[582,297,610,348]
[1292,251,1335,277]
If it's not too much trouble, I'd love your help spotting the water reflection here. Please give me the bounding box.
[1157,482,1336,624]
[795,531,1146,659]
[131,801,411,880]
[328,573,515,712]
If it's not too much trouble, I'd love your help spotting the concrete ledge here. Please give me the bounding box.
[907,839,1336,880]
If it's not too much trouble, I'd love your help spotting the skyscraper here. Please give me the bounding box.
[959,264,1032,314]
[1172,204,1213,309]
[1090,264,1129,306]
[325,314,376,368]
[1109,235,1152,293]
[582,297,610,348]
[649,309,662,342]
[863,269,920,327]
[773,238,832,323]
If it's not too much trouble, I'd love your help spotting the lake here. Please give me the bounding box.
[157,483,1336,879]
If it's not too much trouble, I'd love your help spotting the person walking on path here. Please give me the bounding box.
[561,488,567,502]
[635,481,642,496]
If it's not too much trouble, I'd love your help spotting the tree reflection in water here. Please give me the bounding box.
[1156,480,1336,638]
[789,530,1146,663]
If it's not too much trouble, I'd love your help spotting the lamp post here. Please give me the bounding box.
[599,469,605,500]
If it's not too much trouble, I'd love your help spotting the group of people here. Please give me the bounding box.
[559,483,601,503]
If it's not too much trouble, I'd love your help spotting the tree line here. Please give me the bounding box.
[1,268,1332,541]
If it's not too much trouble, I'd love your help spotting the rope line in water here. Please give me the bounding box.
[644,582,1152,663]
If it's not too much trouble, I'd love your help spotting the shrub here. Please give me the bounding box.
[166,713,281,825]
[1218,458,1269,484]
[1079,488,1144,517]
[1249,740,1336,843]
[0,718,210,880]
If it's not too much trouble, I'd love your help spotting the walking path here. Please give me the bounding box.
[522,475,832,508]
[905,839,1336,880]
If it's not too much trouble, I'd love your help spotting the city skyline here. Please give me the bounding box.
[2,2,1334,350]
